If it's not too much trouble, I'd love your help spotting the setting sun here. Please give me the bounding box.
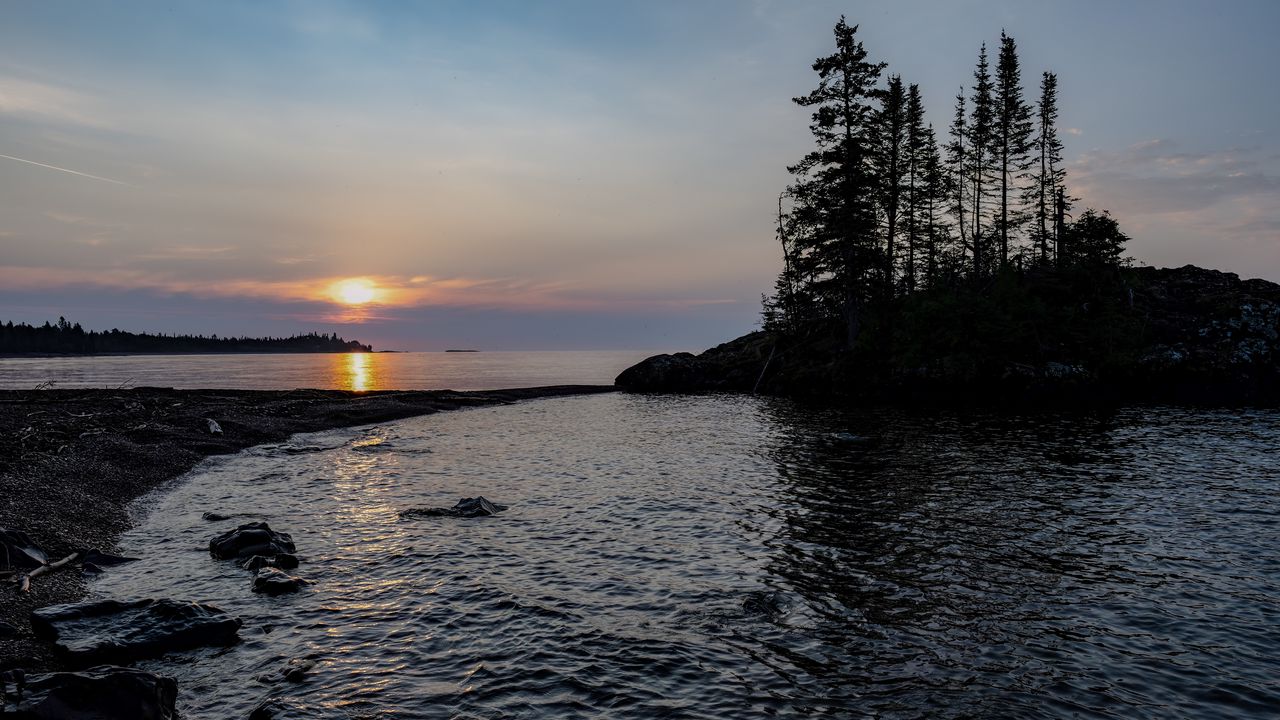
[331,278,378,306]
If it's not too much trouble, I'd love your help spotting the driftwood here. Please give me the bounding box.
[15,551,83,593]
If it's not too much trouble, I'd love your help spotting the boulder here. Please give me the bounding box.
[614,352,707,392]
[30,599,242,664]
[210,522,295,560]
[400,496,508,519]
[252,568,307,595]
[2,666,176,719]
[242,553,299,571]
[202,511,231,522]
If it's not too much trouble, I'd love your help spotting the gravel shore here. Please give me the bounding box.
[0,385,614,671]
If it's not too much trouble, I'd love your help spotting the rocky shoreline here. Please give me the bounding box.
[617,265,1280,406]
[0,385,613,678]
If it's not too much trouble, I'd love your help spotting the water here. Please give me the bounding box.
[0,351,649,391]
[93,394,1280,719]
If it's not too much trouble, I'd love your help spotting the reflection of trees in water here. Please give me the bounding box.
[752,399,1149,714]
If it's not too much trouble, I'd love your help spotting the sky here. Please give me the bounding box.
[2,0,1278,350]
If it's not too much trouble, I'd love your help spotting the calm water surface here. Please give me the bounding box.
[0,351,648,391]
[94,394,1280,718]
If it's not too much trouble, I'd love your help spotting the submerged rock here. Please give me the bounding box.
[210,522,296,560]
[400,496,508,519]
[3,666,176,719]
[202,511,231,522]
[30,598,242,664]
[742,591,792,619]
[247,697,330,720]
[252,568,307,595]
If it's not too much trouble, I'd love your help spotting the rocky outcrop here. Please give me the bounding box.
[209,522,296,560]
[616,265,1280,405]
[2,666,176,719]
[30,599,241,664]
[400,496,508,519]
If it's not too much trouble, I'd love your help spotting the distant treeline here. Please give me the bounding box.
[0,317,373,355]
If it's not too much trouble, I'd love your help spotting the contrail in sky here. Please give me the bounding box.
[0,153,132,186]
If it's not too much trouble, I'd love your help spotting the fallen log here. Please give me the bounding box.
[17,551,83,593]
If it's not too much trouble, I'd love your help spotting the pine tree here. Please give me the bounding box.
[994,31,1034,269]
[921,123,950,287]
[968,44,996,277]
[903,83,928,292]
[875,75,908,296]
[1026,71,1068,263]
[946,89,969,266]
[783,17,886,345]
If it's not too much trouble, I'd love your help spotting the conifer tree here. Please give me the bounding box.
[921,123,949,287]
[875,75,908,297]
[784,16,886,344]
[994,31,1034,268]
[968,44,996,277]
[946,89,969,266]
[1026,71,1067,263]
[903,83,927,292]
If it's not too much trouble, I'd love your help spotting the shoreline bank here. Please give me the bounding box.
[0,385,614,672]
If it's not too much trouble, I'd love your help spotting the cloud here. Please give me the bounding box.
[0,76,109,129]
[1072,139,1279,215]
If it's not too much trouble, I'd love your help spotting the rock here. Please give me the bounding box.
[1,528,48,569]
[3,666,176,719]
[242,553,299,571]
[614,352,708,392]
[0,620,19,637]
[205,418,223,435]
[252,568,307,595]
[400,496,508,519]
[210,522,296,560]
[30,599,242,664]
[78,550,139,567]
[202,511,231,522]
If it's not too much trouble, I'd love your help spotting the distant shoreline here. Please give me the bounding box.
[0,350,375,359]
[0,384,615,673]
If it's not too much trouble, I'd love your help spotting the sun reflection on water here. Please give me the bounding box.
[345,352,373,392]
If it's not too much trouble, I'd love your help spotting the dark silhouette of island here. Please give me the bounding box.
[618,19,1280,405]
[0,317,373,355]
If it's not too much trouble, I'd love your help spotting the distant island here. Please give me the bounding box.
[618,20,1280,406]
[445,349,480,353]
[0,317,373,355]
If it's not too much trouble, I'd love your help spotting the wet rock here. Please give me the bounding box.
[252,568,307,595]
[1,528,47,569]
[242,553,299,571]
[210,522,296,560]
[202,511,231,522]
[2,666,176,719]
[79,549,139,567]
[400,496,508,519]
[30,598,242,664]
[255,655,319,685]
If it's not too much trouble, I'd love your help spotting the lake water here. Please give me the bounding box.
[92,393,1280,719]
[0,351,651,391]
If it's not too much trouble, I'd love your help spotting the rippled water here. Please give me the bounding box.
[0,350,648,391]
[94,394,1280,718]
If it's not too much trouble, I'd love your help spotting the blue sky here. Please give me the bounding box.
[2,1,1278,350]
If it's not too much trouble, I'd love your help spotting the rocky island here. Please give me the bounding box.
[618,264,1280,406]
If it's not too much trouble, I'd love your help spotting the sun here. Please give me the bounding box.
[331,278,379,306]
